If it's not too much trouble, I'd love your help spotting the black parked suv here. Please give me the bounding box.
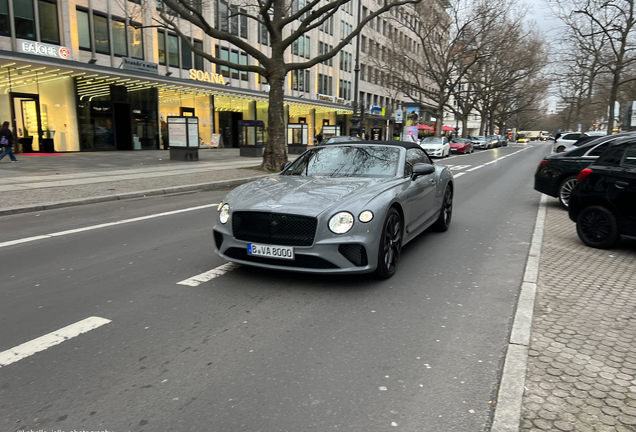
[534,134,632,208]
[568,139,636,248]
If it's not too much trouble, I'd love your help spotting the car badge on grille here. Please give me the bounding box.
[268,204,283,209]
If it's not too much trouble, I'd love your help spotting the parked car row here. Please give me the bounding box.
[418,134,507,157]
[534,133,636,249]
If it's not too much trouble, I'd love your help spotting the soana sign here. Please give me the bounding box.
[19,40,71,60]
[189,69,226,85]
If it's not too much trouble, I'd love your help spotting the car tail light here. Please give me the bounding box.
[577,168,593,182]
[538,160,548,166]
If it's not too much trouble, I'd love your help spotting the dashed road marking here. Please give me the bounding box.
[177,263,241,286]
[0,317,111,368]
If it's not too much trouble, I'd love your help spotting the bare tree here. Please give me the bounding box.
[552,0,636,134]
[153,0,423,170]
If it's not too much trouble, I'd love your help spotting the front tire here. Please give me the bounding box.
[576,205,619,249]
[376,208,403,279]
[432,186,453,232]
[558,176,577,209]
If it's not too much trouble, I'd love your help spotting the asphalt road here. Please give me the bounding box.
[0,142,551,432]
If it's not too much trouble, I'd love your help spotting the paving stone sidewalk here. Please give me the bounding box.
[520,200,636,431]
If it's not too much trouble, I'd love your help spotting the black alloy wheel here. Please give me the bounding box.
[576,205,619,249]
[376,208,403,279]
[558,176,578,209]
[432,186,453,232]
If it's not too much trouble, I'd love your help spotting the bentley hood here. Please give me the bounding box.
[227,175,400,217]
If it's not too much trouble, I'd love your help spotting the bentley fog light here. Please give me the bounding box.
[217,202,224,211]
[358,210,374,223]
[329,212,354,234]
[219,204,230,224]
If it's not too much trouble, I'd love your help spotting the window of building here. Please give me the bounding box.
[383,20,386,36]
[230,49,239,79]
[258,22,269,46]
[181,38,192,69]
[94,14,110,54]
[240,52,248,81]
[76,9,90,50]
[215,45,230,76]
[112,19,127,56]
[168,33,179,67]
[304,36,310,58]
[158,31,166,64]
[0,0,9,35]
[360,64,365,81]
[216,0,228,32]
[39,0,59,44]
[361,35,366,53]
[13,0,35,39]
[328,76,333,95]
[193,40,204,70]
[129,22,144,59]
[362,6,367,19]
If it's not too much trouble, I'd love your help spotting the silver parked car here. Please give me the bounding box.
[214,141,454,278]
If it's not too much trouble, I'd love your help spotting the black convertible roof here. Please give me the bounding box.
[320,139,422,150]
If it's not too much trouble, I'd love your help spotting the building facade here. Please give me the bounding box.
[0,0,440,153]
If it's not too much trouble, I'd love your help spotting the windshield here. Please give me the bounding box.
[420,137,444,144]
[281,145,400,178]
[475,136,486,140]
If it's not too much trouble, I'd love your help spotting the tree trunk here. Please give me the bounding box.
[260,71,288,171]
[607,72,620,134]
[461,114,469,137]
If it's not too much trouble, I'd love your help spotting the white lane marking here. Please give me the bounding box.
[462,147,529,173]
[177,263,241,286]
[0,204,218,249]
[454,172,466,178]
[0,316,111,368]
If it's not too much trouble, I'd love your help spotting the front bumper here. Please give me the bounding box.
[213,225,380,274]
[422,148,445,157]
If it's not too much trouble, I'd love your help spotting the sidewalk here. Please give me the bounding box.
[0,149,275,214]
[518,200,636,431]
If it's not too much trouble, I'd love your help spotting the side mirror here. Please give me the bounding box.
[412,163,435,178]
[280,161,292,171]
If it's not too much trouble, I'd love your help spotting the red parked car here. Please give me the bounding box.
[449,138,474,154]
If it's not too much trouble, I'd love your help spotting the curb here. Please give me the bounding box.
[0,175,269,217]
[491,194,547,432]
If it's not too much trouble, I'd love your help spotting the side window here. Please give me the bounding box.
[586,141,612,157]
[623,144,636,167]
[405,148,432,176]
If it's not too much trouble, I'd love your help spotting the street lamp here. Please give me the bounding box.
[350,0,363,137]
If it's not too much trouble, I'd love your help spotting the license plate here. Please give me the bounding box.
[247,243,295,260]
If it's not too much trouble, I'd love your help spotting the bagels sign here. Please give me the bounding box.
[19,40,72,60]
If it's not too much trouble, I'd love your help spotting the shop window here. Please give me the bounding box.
[193,40,204,70]
[113,19,127,57]
[0,0,8,35]
[38,0,59,44]
[13,0,35,39]
[76,9,90,50]
[94,14,110,54]
[181,38,192,69]
[158,31,166,64]
[129,22,144,59]
[168,33,179,67]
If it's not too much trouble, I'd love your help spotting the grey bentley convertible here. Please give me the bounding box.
[213,140,454,278]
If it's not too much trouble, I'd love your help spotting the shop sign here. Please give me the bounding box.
[316,94,351,105]
[189,69,226,85]
[18,39,71,60]
[122,58,158,74]
[395,109,403,123]
[370,105,382,115]
[316,94,335,103]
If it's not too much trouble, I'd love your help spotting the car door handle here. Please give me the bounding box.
[429,179,436,184]
[615,181,628,189]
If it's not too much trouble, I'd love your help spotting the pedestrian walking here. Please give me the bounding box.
[0,121,18,163]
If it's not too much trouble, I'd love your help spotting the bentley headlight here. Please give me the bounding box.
[219,204,230,224]
[329,212,354,234]
[358,210,374,223]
